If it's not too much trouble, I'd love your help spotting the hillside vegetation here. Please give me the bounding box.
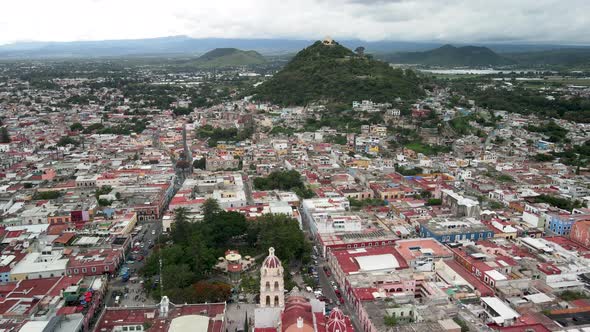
[382,44,590,69]
[253,40,424,105]
[191,48,266,67]
[384,44,514,67]
[504,48,590,68]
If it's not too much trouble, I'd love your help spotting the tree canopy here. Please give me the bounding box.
[0,127,11,143]
[253,170,315,198]
[142,201,310,303]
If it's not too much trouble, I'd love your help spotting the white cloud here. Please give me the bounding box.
[0,0,588,45]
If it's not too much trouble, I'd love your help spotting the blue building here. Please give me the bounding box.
[546,213,575,236]
[420,217,494,243]
[536,140,555,151]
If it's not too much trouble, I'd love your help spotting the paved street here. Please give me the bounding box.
[104,218,162,308]
[317,263,363,332]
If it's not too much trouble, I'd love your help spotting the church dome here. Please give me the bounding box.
[326,318,347,332]
[326,308,347,332]
[328,308,345,321]
[262,247,282,269]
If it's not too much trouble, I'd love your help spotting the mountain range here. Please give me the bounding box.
[1,35,588,59]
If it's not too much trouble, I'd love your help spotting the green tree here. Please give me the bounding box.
[33,191,62,200]
[253,170,306,191]
[384,314,398,327]
[57,136,80,147]
[244,312,249,332]
[193,157,206,170]
[95,185,113,199]
[534,194,582,211]
[202,198,221,223]
[426,198,442,206]
[97,198,113,206]
[251,214,310,264]
[162,264,195,289]
[206,211,248,245]
[453,317,469,332]
[0,127,10,144]
[534,153,555,162]
[70,122,84,131]
[171,207,191,245]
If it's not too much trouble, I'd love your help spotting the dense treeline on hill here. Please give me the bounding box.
[447,79,590,123]
[191,48,267,67]
[383,45,514,67]
[380,45,590,69]
[254,41,424,105]
[504,48,590,68]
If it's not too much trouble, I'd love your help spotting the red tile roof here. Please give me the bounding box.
[353,287,377,301]
[332,245,408,274]
[281,296,314,332]
[94,303,225,332]
[53,232,76,244]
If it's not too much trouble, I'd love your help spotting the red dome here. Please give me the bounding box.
[326,318,347,332]
[327,308,348,332]
[263,247,282,269]
[328,308,345,321]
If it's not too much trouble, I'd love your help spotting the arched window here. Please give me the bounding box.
[274,281,279,290]
[274,295,279,307]
[265,281,271,290]
[265,296,271,306]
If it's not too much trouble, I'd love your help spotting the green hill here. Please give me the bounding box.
[384,44,514,67]
[503,48,590,68]
[253,40,424,106]
[193,48,266,67]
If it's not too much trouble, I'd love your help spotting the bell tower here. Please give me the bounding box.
[259,247,284,308]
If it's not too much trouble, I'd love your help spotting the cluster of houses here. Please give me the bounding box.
[1,61,590,332]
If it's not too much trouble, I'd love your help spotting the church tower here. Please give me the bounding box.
[260,247,284,308]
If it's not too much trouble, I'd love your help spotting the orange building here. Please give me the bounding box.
[571,219,590,247]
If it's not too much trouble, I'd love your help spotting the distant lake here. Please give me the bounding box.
[420,69,536,75]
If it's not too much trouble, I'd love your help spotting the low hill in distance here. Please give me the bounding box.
[253,40,424,106]
[192,48,267,67]
[383,44,514,67]
[503,48,590,68]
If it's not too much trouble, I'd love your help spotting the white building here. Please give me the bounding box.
[10,247,68,281]
[480,297,520,327]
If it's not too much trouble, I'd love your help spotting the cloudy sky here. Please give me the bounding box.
[0,0,588,45]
